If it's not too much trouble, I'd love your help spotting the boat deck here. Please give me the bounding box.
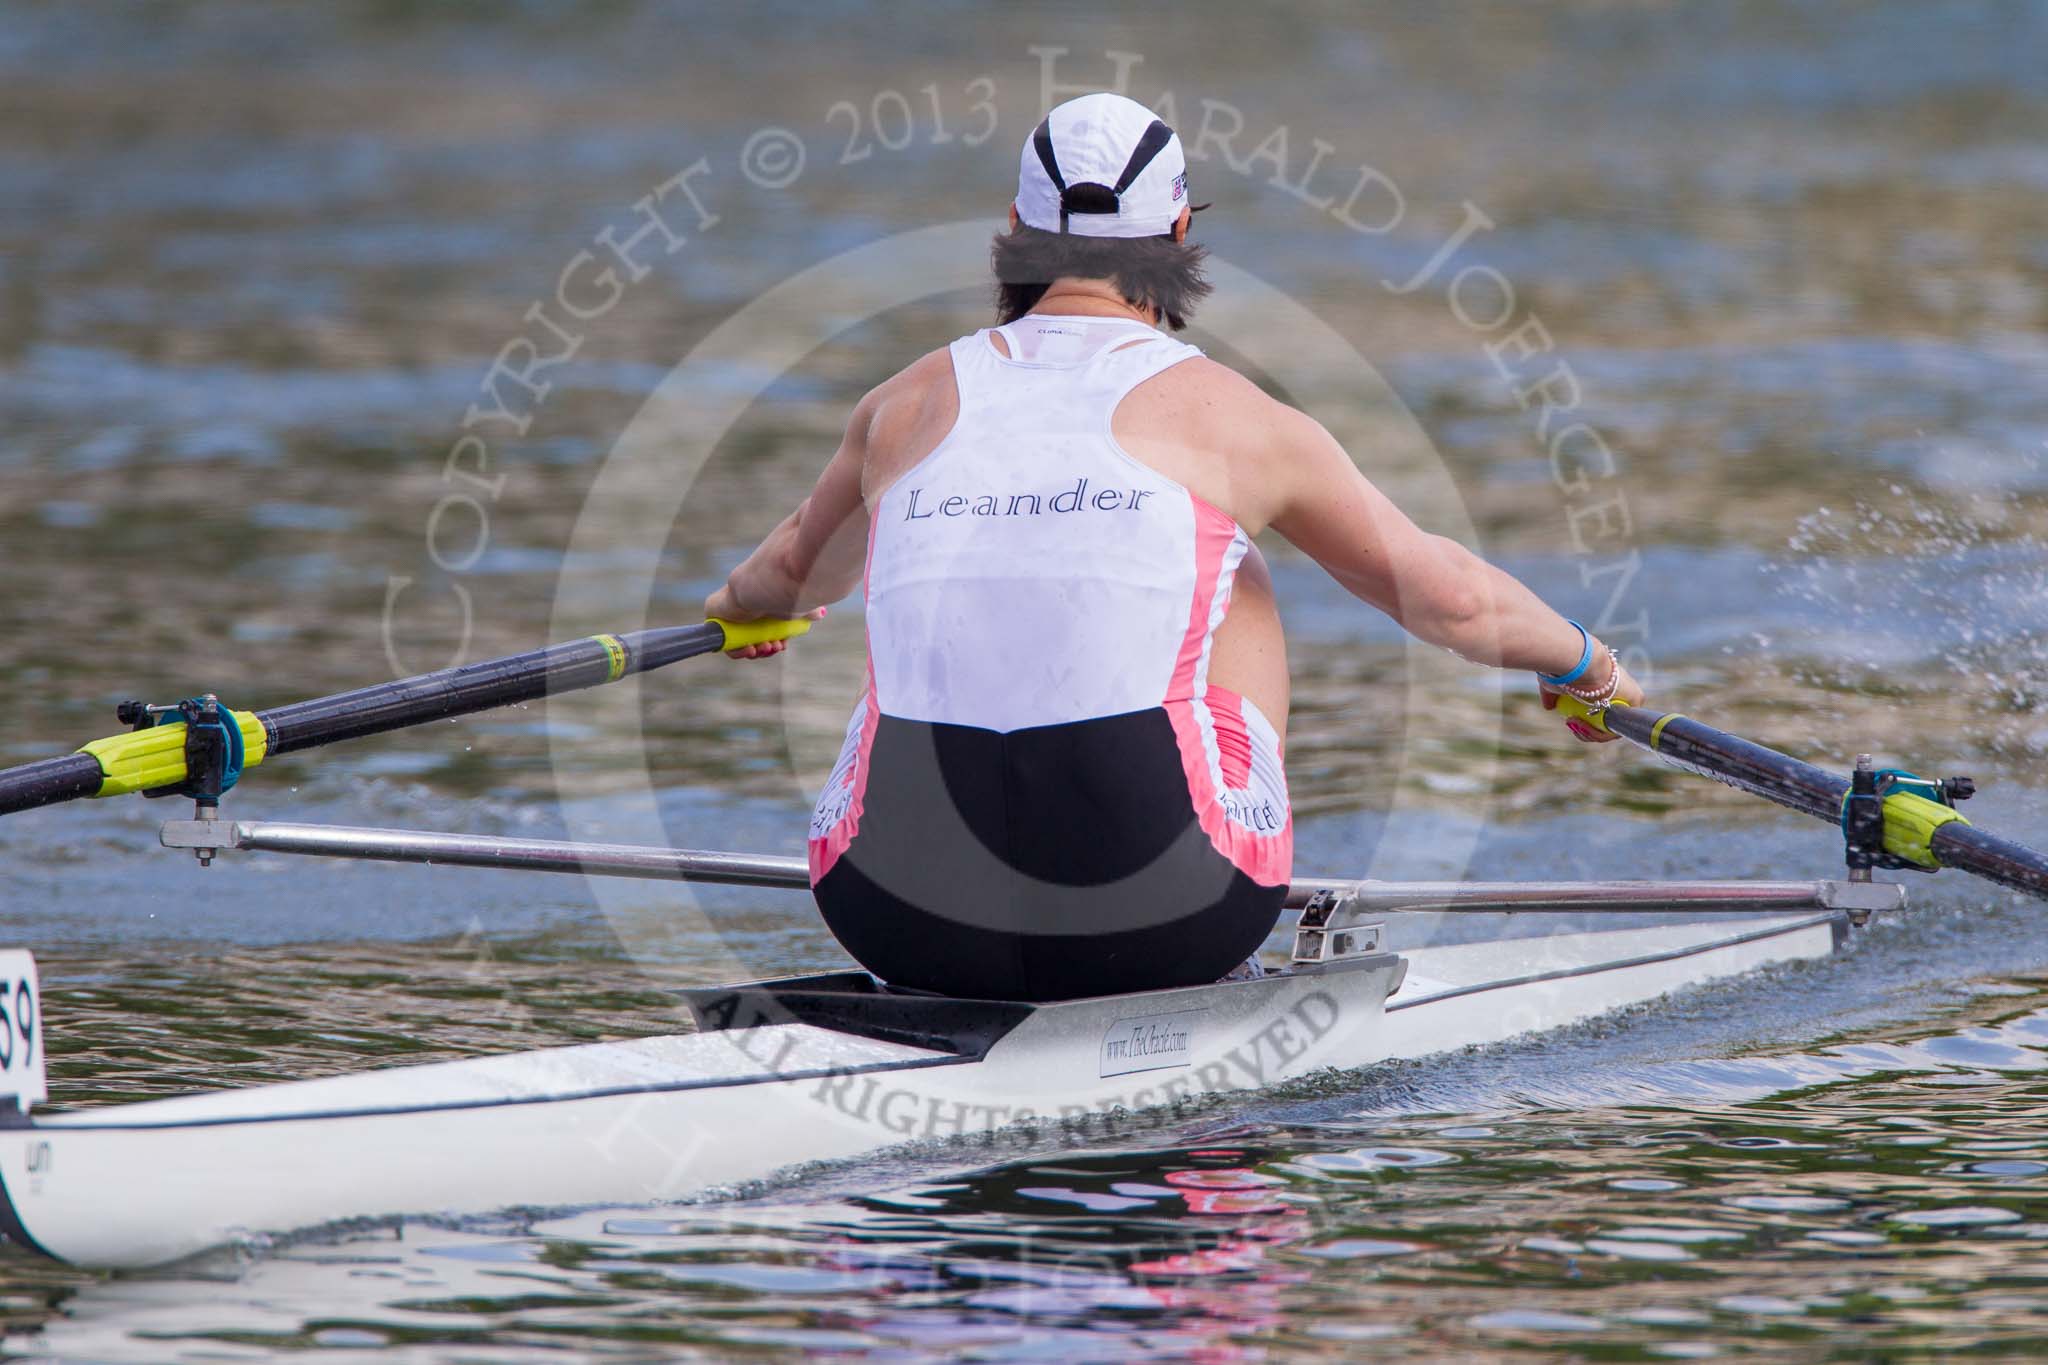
[35,1026,953,1130]
[1391,912,1843,1006]
[32,913,1839,1131]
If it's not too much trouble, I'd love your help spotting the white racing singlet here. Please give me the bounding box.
[810,314,1292,891]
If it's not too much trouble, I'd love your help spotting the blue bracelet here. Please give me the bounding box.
[1538,620,1594,686]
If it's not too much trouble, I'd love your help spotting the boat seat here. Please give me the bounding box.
[679,972,1037,1059]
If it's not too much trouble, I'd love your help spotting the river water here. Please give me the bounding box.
[1,2,2045,1358]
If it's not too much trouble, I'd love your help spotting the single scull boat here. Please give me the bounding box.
[0,872,1890,1269]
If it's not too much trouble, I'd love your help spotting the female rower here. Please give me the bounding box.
[708,92,1643,1002]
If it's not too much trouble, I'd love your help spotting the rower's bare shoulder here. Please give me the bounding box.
[873,345,958,401]
[859,347,956,440]
[856,347,960,490]
[1141,355,1327,459]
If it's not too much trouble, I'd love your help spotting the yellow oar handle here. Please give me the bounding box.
[1550,693,1623,734]
[710,616,814,651]
[77,710,268,798]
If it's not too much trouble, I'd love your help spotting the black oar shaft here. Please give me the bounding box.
[0,755,106,815]
[260,624,723,755]
[1602,707,1846,821]
[1933,822,2048,900]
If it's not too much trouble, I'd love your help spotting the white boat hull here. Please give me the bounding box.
[0,911,1842,1268]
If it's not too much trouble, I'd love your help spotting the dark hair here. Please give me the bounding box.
[990,225,1212,331]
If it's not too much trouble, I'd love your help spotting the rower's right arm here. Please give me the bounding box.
[706,349,957,658]
[702,391,875,657]
[1256,401,1642,735]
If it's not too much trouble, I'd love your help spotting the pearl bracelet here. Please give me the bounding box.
[1559,644,1622,710]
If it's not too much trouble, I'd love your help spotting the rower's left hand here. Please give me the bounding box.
[1540,658,1645,743]
[704,589,825,660]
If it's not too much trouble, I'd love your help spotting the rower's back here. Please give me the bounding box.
[810,313,1292,1002]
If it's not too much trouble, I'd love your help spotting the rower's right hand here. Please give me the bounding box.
[704,589,825,660]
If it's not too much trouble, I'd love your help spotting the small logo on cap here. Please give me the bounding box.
[1172,172,1187,202]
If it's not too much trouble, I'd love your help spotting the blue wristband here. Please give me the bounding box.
[1538,620,1594,686]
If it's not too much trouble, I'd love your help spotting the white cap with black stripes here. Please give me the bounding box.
[1015,92,1188,238]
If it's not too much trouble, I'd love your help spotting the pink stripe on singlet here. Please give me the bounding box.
[808,510,885,884]
[1163,497,1293,888]
[808,673,879,885]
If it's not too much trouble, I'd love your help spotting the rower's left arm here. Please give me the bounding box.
[1258,402,1645,737]
[705,393,874,651]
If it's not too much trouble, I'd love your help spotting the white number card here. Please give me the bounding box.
[0,952,46,1113]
